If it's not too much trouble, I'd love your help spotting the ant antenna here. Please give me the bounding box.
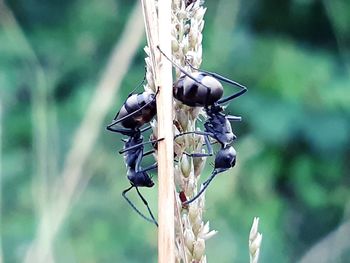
[182,169,219,205]
[119,138,163,154]
[135,187,158,227]
[183,57,248,105]
[157,46,212,91]
[184,57,198,71]
[122,186,158,226]
[130,67,147,94]
[140,125,153,133]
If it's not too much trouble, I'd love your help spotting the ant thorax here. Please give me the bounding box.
[204,109,236,147]
[206,104,224,115]
[127,168,154,188]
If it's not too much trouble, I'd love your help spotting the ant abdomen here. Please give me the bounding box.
[115,92,157,129]
[173,72,223,107]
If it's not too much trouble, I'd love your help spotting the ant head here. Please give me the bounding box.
[214,145,236,169]
[206,104,224,115]
[128,171,154,188]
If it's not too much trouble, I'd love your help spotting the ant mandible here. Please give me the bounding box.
[158,46,247,205]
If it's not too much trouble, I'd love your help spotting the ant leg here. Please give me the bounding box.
[116,125,153,145]
[109,74,147,122]
[119,138,164,154]
[174,130,213,139]
[134,151,144,173]
[133,151,154,171]
[122,186,158,226]
[175,131,214,157]
[182,170,219,205]
[157,46,212,91]
[186,134,213,158]
[135,161,157,174]
[135,187,158,227]
[131,149,157,174]
[143,149,155,157]
[158,46,215,106]
[117,125,153,149]
[183,60,247,105]
[212,72,247,104]
[108,87,160,128]
[140,125,153,133]
[129,67,147,95]
[226,115,242,121]
[140,162,157,173]
[106,126,133,136]
[110,123,151,137]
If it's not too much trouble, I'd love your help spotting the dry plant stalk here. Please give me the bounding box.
[141,0,175,261]
[144,0,216,262]
[249,217,263,263]
[143,0,213,261]
[156,0,175,261]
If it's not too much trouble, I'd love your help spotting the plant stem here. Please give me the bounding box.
[141,0,175,260]
[157,0,175,262]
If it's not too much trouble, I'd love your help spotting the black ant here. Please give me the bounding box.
[107,76,162,226]
[158,46,247,205]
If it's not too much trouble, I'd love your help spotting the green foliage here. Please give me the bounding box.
[1,0,350,262]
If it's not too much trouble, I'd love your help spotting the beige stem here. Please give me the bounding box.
[157,0,175,262]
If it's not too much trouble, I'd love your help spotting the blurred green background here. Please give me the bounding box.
[1,0,350,262]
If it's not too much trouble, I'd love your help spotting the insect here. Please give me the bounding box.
[107,76,161,226]
[106,84,158,133]
[158,46,247,205]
